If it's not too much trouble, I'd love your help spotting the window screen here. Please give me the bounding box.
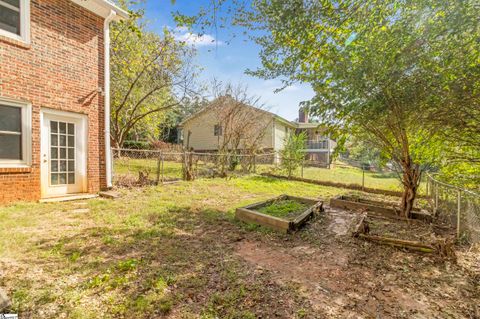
[0,104,22,159]
[214,124,222,136]
[0,0,21,36]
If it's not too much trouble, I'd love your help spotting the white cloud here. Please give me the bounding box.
[174,32,223,47]
[283,85,300,92]
[174,26,189,33]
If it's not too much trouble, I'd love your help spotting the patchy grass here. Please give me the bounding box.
[114,158,417,193]
[114,158,183,181]
[258,163,403,191]
[0,176,344,318]
[257,199,308,220]
[0,175,476,318]
[258,162,429,194]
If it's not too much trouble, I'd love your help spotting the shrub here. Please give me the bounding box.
[123,140,152,150]
[280,132,307,177]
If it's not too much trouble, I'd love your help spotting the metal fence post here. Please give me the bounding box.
[434,181,439,216]
[362,166,365,191]
[457,190,461,239]
[425,175,429,197]
[161,154,164,183]
[301,159,304,178]
[155,152,161,185]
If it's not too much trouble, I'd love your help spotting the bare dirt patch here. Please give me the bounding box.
[235,207,480,318]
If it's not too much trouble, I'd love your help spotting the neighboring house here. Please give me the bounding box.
[178,97,296,153]
[178,99,336,166]
[0,0,128,203]
[295,108,337,166]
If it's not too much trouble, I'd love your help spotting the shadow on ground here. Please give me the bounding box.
[1,200,479,319]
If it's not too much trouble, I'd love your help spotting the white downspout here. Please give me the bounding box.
[104,10,116,188]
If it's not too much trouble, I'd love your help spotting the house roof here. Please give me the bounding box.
[294,122,322,129]
[178,96,297,129]
[71,0,129,21]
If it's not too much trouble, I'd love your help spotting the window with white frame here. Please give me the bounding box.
[0,0,30,43]
[0,99,31,167]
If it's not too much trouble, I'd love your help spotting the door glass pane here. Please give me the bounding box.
[59,122,66,134]
[51,148,58,159]
[59,135,66,146]
[0,105,21,132]
[59,160,66,172]
[67,123,74,135]
[50,121,58,133]
[59,173,66,184]
[68,173,75,184]
[0,6,20,36]
[51,173,59,185]
[51,160,58,172]
[68,148,74,159]
[51,134,58,146]
[67,135,74,147]
[60,148,66,159]
[0,134,21,159]
[67,160,75,172]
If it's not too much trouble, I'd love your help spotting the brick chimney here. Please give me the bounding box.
[299,107,309,123]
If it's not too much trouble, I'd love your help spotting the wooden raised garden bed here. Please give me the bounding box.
[330,195,432,222]
[235,195,323,233]
[352,214,455,258]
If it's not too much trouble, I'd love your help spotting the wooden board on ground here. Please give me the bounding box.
[352,214,455,258]
[330,195,432,222]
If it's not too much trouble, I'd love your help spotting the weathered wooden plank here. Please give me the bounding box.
[235,207,291,233]
[358,234,435,253]
[330,196,432,222]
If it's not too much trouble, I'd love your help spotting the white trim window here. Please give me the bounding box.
[0,0,30,44]
[0,98,32,167]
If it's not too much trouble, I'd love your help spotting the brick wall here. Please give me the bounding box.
[0,0,106,203]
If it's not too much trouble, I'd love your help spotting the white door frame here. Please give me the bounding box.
[40,108,88,198]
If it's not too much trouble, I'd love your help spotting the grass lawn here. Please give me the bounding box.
[113,158,184,182]
[1,175,476,318]
[258,163,403,191]
[114,158,408,193]
[257,199,308,220]
[0,176,344,318]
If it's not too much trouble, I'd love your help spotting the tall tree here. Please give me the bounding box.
[206,83,272,174]
[174,0,479,197]
[110,8,196,147]
[233,0,479,217]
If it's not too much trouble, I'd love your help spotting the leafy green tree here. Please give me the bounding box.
[110,6,196,147]
[280,132,307,178]
[173,0,479,207]
[343,136,383,167]
[232,0,477,217]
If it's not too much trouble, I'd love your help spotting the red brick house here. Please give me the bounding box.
[0,0,128,203]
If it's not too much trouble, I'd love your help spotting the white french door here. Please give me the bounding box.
[41,109,87,198]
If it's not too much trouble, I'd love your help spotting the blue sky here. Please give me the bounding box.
[140,0,315,121]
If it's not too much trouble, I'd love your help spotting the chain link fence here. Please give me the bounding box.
[112,148,404,193]
[257,154,403,193]
[426,173,480,244]
[112,148,265,186]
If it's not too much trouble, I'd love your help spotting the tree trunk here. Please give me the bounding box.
[400,161,421,218]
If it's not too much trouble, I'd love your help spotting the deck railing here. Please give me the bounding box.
[305,140,329,150]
